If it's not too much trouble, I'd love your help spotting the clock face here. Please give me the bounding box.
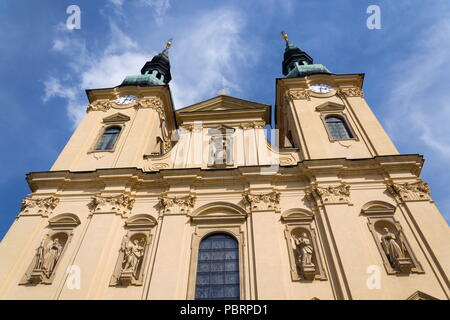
[116,95,137,105]
[309,84,333,94]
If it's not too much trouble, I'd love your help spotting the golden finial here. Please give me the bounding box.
[281,31,289,43]
[166,38,173,49]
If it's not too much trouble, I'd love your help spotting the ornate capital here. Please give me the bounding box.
[386,181,431,202]
[20,196,60,217]
[337,87,364,98]
[158,195,196,215]
[243,191,280,212]
[305,183,351,205]
[285,89,311,101]
[240,121,266,130]
[89,194,135,217]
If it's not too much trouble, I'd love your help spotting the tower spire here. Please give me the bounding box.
[280,31,330,78]
[120,39,173,87]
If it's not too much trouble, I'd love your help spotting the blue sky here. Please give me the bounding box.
[1,0,449,239]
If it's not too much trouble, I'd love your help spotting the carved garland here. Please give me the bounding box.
[20,196,60,216]
[337,87,364,98]
[305,183,351,205]
[89,194,135,217]
[158,195,196,214]
[285,89,311,101]
[386,181,431,202]
[242,191,280,211]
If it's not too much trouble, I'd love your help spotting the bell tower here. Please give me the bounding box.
[51,40,177,172]
[276,32,398,160]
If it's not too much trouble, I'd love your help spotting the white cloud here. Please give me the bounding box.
[383,10,450,221]
[108,0,170,25]
[44,5,255,127]
[170,8,253,108]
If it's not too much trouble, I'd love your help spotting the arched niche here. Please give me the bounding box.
[20,213,81,285]
[281,208,327,281]
[364,208,424,275]
[110,214,157,287]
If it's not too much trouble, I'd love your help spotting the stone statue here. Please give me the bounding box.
[381,227,405,266]
[292,232,316,280]
[40,238,63,277]
[295,233,314,267]
[122,238,145,276]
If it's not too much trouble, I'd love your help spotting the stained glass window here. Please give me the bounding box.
[325,116,353,140]
[195,233,240,300]
[95,126,121,151]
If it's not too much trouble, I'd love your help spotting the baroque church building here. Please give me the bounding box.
[0,35,449,300]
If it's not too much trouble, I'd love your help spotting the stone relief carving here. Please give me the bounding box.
[207,127,234,167]
[110,215,156,287]
[89,194,135,217]
[386,181,431,202]
[285,89,311,101]
[158,195,196,214]
[20,196,60,216]
[292,232,316,280]
[240,121,266,130]
[117,235,146,285]
[380,227,412,273]
[337,87,364,98]
[305,183,351,204]
[87,100,115,112]
[242,191,280,211]
[366,216,423,275]
[23,232,70,285]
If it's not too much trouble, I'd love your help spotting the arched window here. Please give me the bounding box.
[95,126,121,151]
[195,233,240,300]
[325,116,353,140]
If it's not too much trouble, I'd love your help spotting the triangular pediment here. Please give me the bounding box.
[406,291,439,300]
[176,95,270,126]
[103,113,131,123]
[178,95,269,113]
[315,101,345,112]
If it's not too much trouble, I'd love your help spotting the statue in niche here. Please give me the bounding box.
[380,227,410,271]
[208,127,234,166]
[121,237,146,277]
[292,232,316,280]
[34,237,63,278]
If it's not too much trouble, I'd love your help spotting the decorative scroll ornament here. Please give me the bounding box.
[305,183,351,204]
[337,87,364,98]
[87,96,165,115]
[386,181,430,202]
[20,196,60,216]
[242,191,280,211]
[158,195,196,214]
[89,194,135,217]
[136,97,165,118]
[285,89,311,101]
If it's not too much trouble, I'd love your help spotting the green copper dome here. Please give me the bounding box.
[281,32,331,78]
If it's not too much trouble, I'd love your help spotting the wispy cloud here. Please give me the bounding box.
[383,9,450,219]
[108,0,171,25]
[43,5,255,126]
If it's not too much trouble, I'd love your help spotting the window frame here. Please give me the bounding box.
[89,124,126,154]
[320,113,358,142]
[194,233,241,300]
[187,225,246,300]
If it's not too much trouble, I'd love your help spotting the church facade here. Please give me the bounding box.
[0,36,449,300]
